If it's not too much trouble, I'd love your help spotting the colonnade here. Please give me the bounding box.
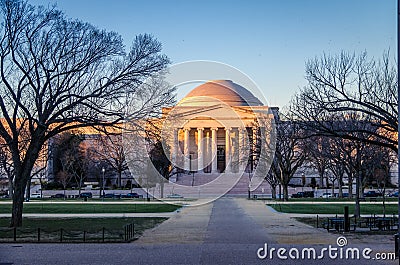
[172,127,254,173]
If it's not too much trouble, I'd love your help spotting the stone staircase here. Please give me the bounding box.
[160,172,273,199]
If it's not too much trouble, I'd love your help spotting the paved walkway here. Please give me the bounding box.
[137,198,338,245]
[0,197,397,265]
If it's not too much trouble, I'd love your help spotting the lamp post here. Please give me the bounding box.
[353,148,361,218]
[248,170,252,199]
[101,167,105,201]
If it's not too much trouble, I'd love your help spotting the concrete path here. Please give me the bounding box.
[236,198,338,244]
[138,202,213,244]
[0,197,397,265]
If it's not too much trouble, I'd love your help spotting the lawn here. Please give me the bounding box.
[0,203,180,214]
[0,217,167,242]
[269,203,397,215]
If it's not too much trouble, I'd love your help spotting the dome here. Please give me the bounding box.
[182,80,263,106]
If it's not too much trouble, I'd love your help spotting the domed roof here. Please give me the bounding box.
[183,80,263,106]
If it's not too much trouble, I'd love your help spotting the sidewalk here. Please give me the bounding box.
[136,197,339,245]
[234,198,338,244]
[136,197,396,247]
[137,202,213,244]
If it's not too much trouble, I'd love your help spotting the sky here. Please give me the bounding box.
[30,0,397,108]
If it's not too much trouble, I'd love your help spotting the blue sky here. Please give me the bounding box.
[30,0,397,107]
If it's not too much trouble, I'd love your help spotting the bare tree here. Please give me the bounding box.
[0,141,13,197]
[57,170,70,199]
[0,1,174,227]
[148,140,174,198]
[303,135,330,188]
[274,118,306,201]
[91,133,128,188]
[53,133,79,190]
[290,51,397,152]
[264,165,279,199]
[326,138,347,198]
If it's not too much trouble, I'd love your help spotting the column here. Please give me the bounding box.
[172,129,178,165]
[211,127,218,173]
[205,130,210,173]
[183,128,190,171]
[251,128,257,172]
[225,127,231,173]
[197,128,204,172]
[238,127,246,172]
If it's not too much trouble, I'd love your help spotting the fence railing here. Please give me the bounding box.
[0,223,136,243]
[124,223,135,241]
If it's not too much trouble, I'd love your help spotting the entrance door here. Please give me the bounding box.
[217,145,225,172]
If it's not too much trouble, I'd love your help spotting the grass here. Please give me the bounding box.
[0,217,167,242]
[0,203,180,214]
[269,203,398,215]
[258,197,398,202]
[289,197,398,202]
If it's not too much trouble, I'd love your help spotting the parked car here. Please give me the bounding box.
[291,191,314,198]
[291,192,304,198]
[166,193,183,199]
[101,193,115,199]
[50,193,65,199]
[122,193,142,198]
[364,191,383,197]
[389,191,398,197]
[320,193,333,198]
[79,192,93,198]
[30,193,42,199]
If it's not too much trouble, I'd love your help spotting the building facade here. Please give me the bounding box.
[161,80,277,177]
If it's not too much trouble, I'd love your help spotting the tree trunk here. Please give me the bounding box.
[282,184,289,201]
[160,180,164,198]
[382,186,386,218]
[348,174,353,198]
[9,131,44,227]
[319,172,324,188]
[338,180,343,198]
[118,171,122,188]
[78,177,82,195]
[10,175,28,227]
[8,180,13,198]
[25,179,31,200]
[271,185,277,199]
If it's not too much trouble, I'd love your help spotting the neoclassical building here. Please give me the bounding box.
[161,80,277,177]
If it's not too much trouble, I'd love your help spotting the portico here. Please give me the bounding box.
[175,126,247,173]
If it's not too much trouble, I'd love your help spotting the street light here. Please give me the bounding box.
[248,170,252,199]
[101,167,105,201]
